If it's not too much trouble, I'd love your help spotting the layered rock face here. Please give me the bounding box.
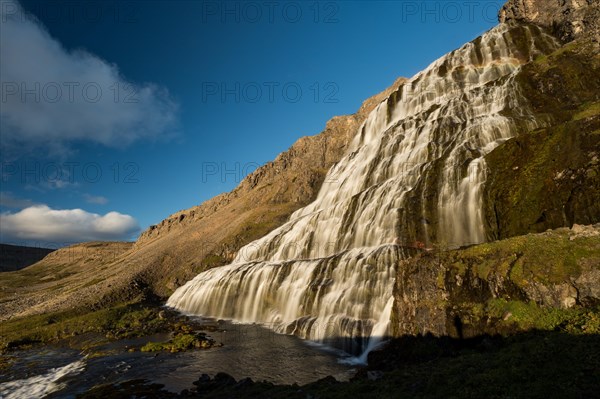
[499,0,600,44]
[393,225,600,337]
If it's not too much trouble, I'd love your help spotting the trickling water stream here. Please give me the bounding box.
[168,24,560,357]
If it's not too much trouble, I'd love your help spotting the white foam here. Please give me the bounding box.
[0,359,85,399]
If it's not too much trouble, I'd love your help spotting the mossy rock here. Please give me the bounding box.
[484,37,600,240]
[140,332,216,352]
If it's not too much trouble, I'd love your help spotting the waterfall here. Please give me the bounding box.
[167,24,559,358]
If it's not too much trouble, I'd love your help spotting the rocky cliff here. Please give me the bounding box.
[390,3,600,338]
[393,224,600,338]
[483,30,600,239]
[499,0,600,44]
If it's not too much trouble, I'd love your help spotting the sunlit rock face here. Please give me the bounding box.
[499,0,600,43]
[167,23,560,357]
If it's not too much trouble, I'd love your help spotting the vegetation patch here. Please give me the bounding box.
[140,331,217,352]
[0,302,169,352]
[486,299,600,333]
[574,101,600,121]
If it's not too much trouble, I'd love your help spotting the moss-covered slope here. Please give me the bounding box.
[484,38,600,239]
[393,224,600,338]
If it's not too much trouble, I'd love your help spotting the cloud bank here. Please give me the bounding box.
[0,205,140,243]
[0,0,178,154]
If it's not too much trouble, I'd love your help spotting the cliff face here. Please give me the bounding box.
[389,4,600,339]
[499,0,600,44]
[393,224,600,338]
[483,33,600,240]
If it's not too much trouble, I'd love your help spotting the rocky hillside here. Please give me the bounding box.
[0,242,134,321]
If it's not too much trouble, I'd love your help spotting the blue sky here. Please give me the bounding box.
[0,0,500,247]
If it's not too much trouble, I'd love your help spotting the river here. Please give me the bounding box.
[0,318,357,398]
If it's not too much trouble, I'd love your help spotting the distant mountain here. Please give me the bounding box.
[0,244,55,272]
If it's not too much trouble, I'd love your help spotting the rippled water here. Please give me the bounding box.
[0,320,355,398]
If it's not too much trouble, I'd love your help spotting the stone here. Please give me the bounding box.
[499,0,600,44]
[367,370,385,381]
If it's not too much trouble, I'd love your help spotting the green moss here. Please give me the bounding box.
[486,299,600,334]
[0,302,168,352]
[140,332,215,352]
[484,36,600,240]
[449,231,594,287]
[574,101,600,121]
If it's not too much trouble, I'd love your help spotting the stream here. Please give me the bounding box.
[0,319,357,398]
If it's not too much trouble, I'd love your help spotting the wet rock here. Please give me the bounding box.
[315,375,338,386]
[234,377,254,389]
[214,372,236,385]
[192,374,212,386]
[192,372,238,395]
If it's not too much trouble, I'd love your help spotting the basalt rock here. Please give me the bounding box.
[392,225,600,338]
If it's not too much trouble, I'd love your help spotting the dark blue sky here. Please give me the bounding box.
[0,0,500,246]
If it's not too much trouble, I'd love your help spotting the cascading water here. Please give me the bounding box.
[168,24,560,359]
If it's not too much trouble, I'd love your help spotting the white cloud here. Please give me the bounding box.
[0,0,178,155]
[0,205,140,243]
[83,193,108,205]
